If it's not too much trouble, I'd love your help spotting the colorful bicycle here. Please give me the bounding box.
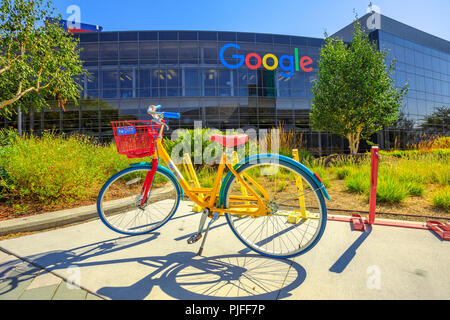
[97,105,330,258]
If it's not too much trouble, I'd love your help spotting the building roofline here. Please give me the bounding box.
[332,13,449,54]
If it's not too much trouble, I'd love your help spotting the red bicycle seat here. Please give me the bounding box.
[210,134,249,148]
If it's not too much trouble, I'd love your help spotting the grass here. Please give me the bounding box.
[333,149,449,207]
[0,129,133,205]
[432,187,450,212]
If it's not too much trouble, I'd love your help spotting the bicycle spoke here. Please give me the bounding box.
[225,160,326,258]
[98,168,179,234]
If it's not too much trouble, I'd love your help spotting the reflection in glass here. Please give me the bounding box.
[159,41,178,64]
[140,41,158,64]
[184,69,200,96]
[119,42,138,62]
[218,70,232,96]
[204,69,217,96]
[120,70,134,98]
[100,43,118,61]
[167,69,180,96]
[179,42,199,64]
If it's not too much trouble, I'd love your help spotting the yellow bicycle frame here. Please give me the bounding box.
[154,134,268,217]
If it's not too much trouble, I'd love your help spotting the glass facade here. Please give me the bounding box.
[376,30,450,148]
[4,21,449,154]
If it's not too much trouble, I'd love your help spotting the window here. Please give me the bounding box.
[255,34,272,44]
[140,41,158,64]
[120,70,134,98]
[184,69,200,96]
[159,41,178,64]
[273,35,290,45]
[102,70,118,98]
[179,31,198,41]
[199,32,217,41]
[200,42,217,64]
[291,37,307,46]
[139,31,157,41]
[405,48,414,65]
[119,32,138,41]
[179,42,199,64]
[204,69,217,96]
[237,33,255,43]
[86,70,98,98]
[79,33,98,42]
[100,43,118,65]
[166,69,180,96]
[80,43,98,62]
[119,42,138,62]
[218,32,236,42]
[139,69,152,97]
[159,31,177,41]
[100,33,118,42]
[277,71,290,97]
[218,70,232,96]
[237,70,257,97]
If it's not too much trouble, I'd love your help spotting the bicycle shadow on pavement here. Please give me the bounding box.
[0,232,160,297]
[0,232,307,300]
[96,252,307,300]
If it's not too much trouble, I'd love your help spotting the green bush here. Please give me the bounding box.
[335,166,351,180]
[345,170,370,194]
[0,130,132,204]
[432,187,450,212]
[376,175,409,203]
[403,181,425,197]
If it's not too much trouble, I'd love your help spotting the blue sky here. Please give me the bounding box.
[50,0,449,40]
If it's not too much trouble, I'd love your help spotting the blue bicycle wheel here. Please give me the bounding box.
[97,166,181,235]
[222,155,327,258]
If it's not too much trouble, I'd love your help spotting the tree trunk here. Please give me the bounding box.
[347,131,361,155]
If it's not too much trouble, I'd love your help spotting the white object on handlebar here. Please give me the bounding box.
[147,105,168,129]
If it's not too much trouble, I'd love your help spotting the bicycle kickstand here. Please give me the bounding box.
[187,208,209,245]
[197,211,219,256]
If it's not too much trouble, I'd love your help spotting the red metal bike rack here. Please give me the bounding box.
[349,146,379,231]
[427,221,450,241]
[336,146,449,241]
[351,214,365,231]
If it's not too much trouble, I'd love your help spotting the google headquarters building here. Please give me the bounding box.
[4,12,450,154]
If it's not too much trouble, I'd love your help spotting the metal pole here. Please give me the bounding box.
[368,146,379,224]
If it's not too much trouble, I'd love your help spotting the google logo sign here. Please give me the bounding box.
[219,43,313,78]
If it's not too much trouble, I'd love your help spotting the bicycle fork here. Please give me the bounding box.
[187,208,220,256]
[139,158,158,208]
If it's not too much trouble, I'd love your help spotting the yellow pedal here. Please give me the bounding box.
[191,204,202,212]
[287,210,320,224]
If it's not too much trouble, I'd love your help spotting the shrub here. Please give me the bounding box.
[404,181,425,197]
[335,166,351,180]
[376,175,409,203]
[432,187,450,212]
[345,170,370,194]
[0,130,132,204]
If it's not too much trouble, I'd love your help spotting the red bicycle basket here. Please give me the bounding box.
[111,120,161,158]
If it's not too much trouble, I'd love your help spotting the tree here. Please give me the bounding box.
[0,0,85,116]
[310,18,408,154]
[421,106,449,134]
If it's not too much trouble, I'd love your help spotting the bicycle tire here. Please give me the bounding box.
[97,165,181,235]
[222,154,327,259]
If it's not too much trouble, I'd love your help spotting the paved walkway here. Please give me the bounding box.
[0,249,103,300]
[0,201,449,300]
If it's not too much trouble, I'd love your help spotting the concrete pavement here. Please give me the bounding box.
[0,200,449,300]
[0,249,103,300]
